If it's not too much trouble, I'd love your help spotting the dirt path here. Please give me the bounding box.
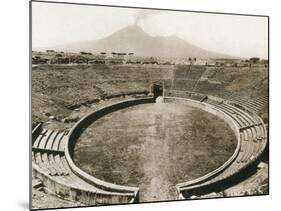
[138,104,177,202]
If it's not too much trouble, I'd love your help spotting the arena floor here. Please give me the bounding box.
[73,101,237,202]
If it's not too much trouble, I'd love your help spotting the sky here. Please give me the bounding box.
[32,1,268,59]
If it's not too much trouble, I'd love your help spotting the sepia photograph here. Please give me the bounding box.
[30,1,269,210]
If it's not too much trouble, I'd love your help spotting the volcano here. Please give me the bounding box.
[46,25,232,58]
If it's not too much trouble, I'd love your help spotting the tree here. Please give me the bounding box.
[249,57,260,63]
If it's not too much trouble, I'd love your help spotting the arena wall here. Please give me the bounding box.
[65,97,155,199]
[65,96,242,201]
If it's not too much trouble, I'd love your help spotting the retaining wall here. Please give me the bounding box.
[32,164,134,205]
[31,123,42,145]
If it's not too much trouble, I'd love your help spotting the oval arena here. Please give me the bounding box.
[32,64,268,207]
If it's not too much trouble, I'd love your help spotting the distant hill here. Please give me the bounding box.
[39,25,233,59]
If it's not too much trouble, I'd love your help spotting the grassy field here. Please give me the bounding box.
[73,102,236,202]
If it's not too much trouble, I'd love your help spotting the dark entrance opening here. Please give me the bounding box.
[152,81,163,99]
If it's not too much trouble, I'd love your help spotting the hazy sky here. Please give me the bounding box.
[32,2,268,58]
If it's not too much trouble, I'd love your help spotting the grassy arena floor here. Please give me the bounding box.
[73,102,236,202]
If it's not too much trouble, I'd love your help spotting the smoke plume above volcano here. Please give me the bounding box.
[134,10,163,25]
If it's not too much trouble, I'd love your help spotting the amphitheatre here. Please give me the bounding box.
[31,58,268,209]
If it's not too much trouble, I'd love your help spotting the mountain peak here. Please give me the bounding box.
[123,24,145,32]
[47,25,232,58]
[111,25,149,38]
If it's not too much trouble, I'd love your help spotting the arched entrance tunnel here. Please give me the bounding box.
[152,82,163,99]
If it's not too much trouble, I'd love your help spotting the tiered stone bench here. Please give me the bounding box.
[32,125,140,205]
[173,79,197,91]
